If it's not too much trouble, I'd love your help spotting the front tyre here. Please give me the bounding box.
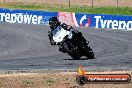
[63,43,81,60]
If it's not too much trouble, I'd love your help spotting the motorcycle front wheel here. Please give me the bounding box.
[63,42,81,60]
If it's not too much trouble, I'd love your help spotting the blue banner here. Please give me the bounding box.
[73,13,132,30]
[0,8,132,30]
[0,8,57,24]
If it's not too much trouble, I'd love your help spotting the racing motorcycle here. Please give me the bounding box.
[48,26,94,60]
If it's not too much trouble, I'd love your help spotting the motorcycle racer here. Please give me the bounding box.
[48,17,94,60]
[48,17,88,46]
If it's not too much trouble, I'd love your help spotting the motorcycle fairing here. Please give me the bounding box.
[52,26,73,43]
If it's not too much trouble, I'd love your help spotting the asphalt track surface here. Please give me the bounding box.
[0,23,132,72]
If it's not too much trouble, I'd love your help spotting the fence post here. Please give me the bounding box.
[4,0,5,3]
[45,0,47,9]
[117,0,118,7]
[58,0,60,5]
[92,0,94,7]
[69,0,70,7]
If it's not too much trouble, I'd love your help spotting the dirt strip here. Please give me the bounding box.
[0,71,132,88]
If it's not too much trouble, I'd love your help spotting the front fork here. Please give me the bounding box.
[59,45,66,53]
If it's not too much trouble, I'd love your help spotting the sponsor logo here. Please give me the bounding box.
[0,13,43,24]
[80,15,90,27]
[94,16,132,30]
[73,14,90,27]
[76,66,131,85]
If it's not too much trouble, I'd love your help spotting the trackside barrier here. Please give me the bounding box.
[58,12,132,30]
[0,8,57,24]
[0,8,132,30]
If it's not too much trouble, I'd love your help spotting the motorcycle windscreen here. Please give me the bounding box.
[52,26,73,43]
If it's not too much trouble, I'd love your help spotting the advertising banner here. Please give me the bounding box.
[0,8,132,30]
[0,8,58,24]
[58,12,132,30]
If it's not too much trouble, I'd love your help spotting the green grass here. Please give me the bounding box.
[22,79,34,85]
[1,3,132,15]
[44,79,55,86]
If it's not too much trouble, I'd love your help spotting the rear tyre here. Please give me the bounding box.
[79,41,94,59]
[86,46,94,59]
[63,43,81,60]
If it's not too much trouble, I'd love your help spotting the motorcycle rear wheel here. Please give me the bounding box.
[86,48,94,59]
[80,41,94,59]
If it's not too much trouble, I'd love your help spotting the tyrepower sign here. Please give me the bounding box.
[58,12,132,30]
[94,15,132,30]
[0,13,42,24]
[0,8,57,24]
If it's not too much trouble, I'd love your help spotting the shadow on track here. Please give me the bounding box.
[63,57,96,60]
